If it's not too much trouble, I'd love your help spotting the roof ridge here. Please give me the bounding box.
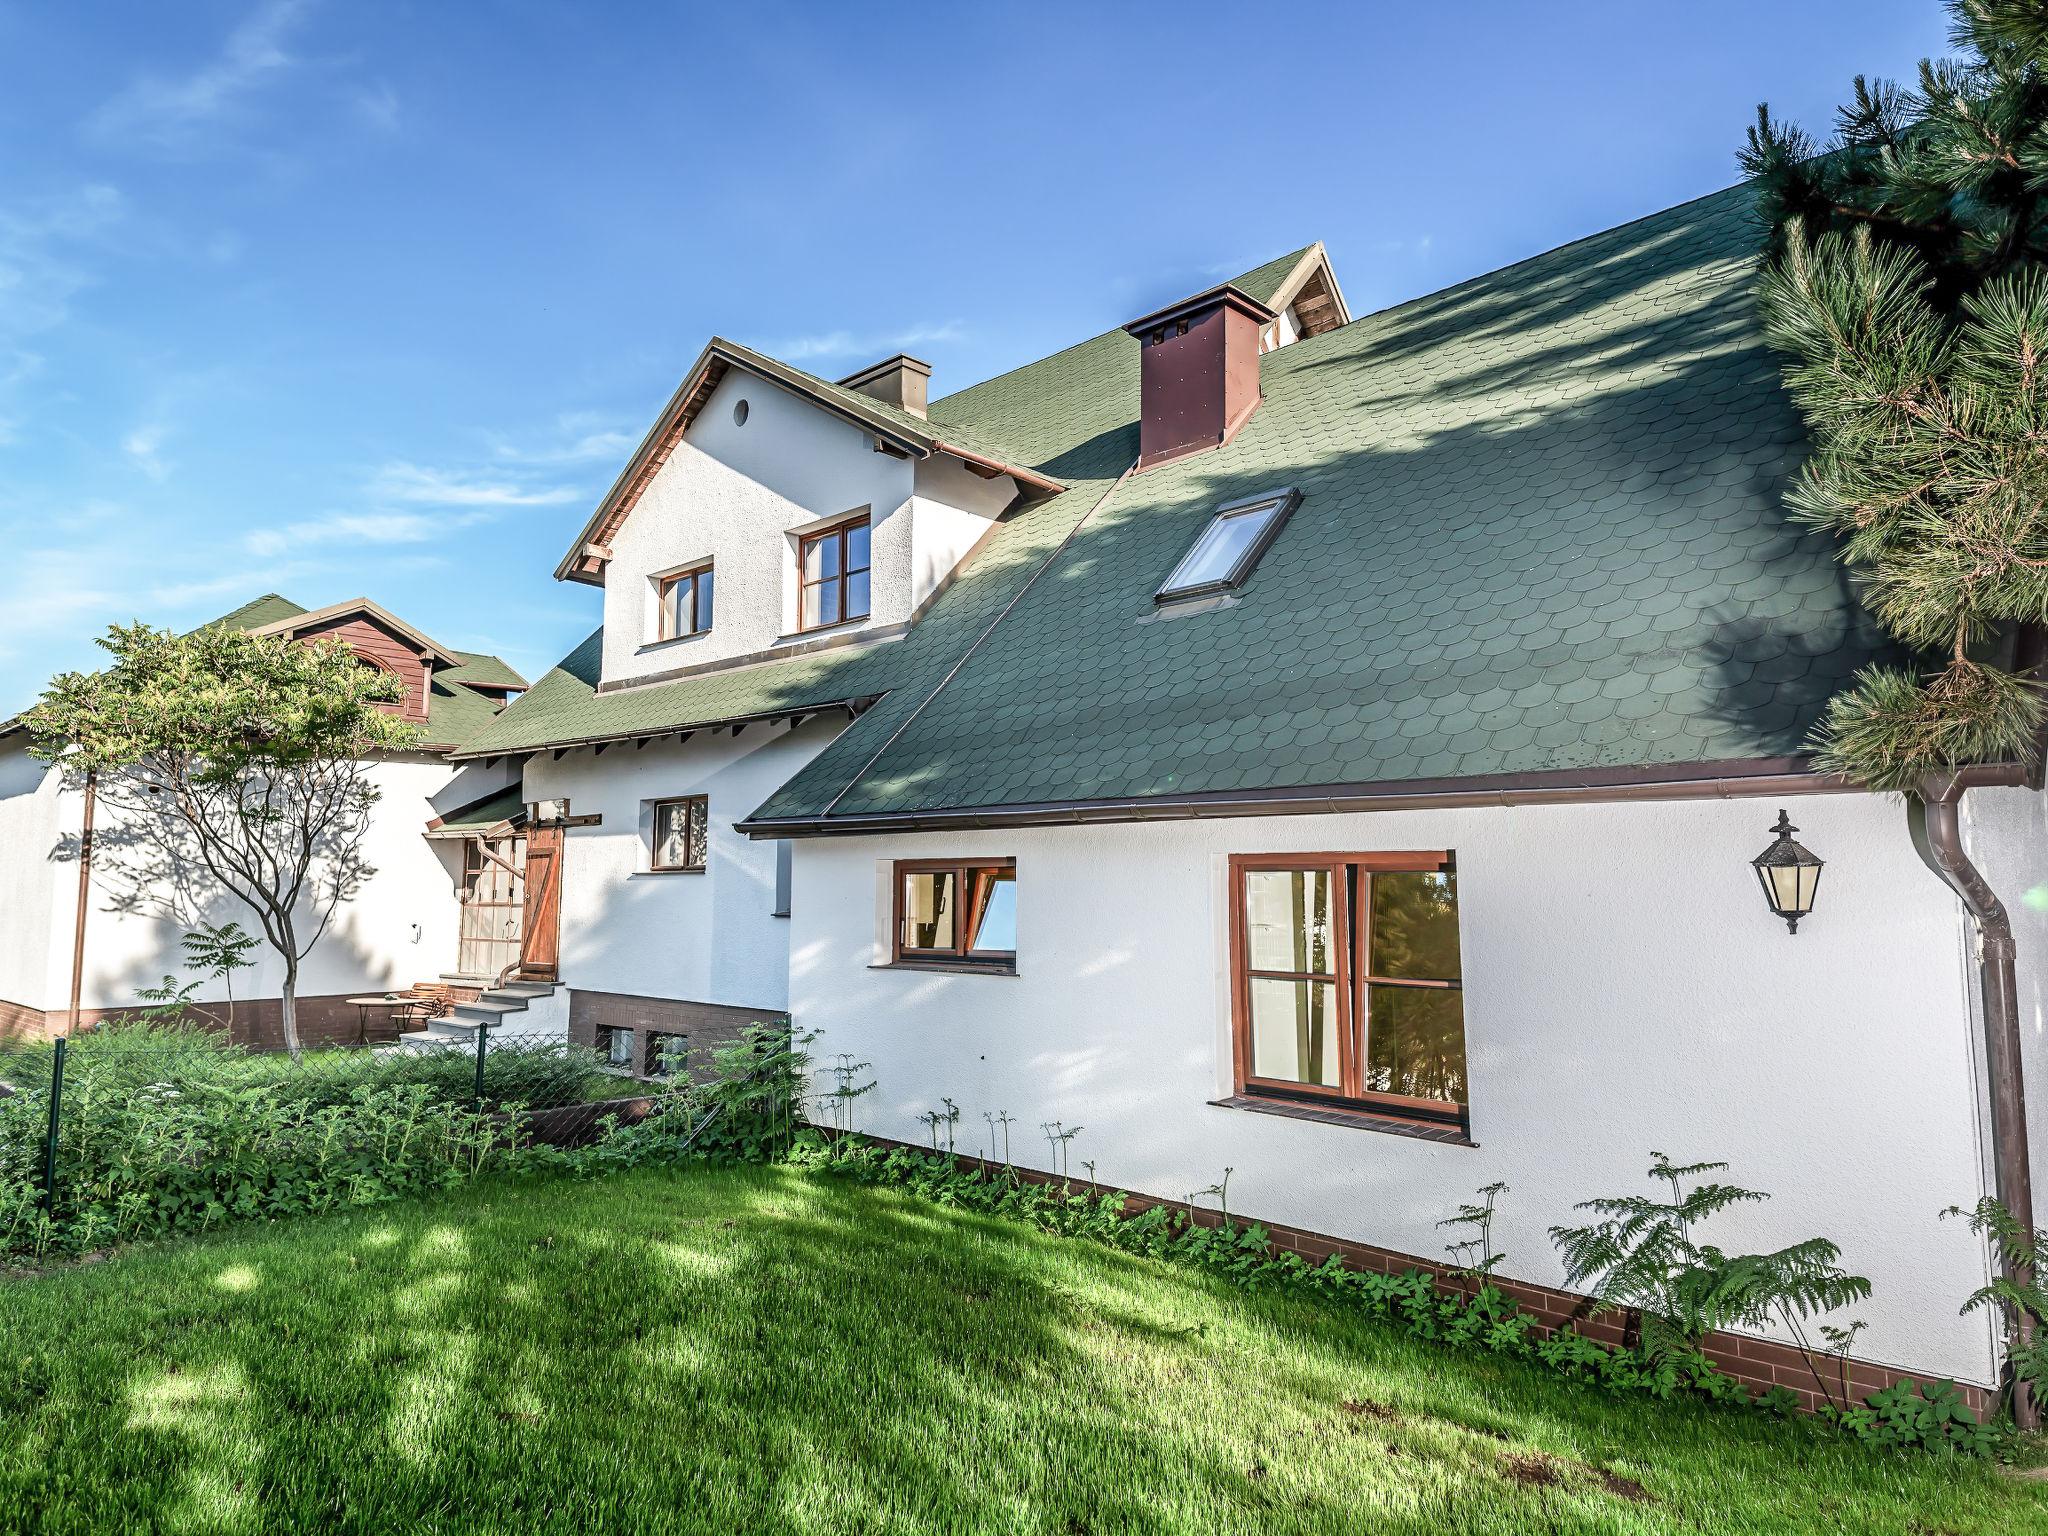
[1319,179,1756,342]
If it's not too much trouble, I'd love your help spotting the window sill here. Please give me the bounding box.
[778,616,869,644]
[632,867,705,878]
[636,631,711,655]
[1207,1094,1474,1147]
[869,960,1018,978]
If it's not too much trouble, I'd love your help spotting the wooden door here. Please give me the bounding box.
[458,835,525,979]
[519,825,563,981]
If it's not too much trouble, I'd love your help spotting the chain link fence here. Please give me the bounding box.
[0,1021,673,1259]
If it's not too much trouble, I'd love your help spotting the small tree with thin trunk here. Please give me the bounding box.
[23,621,424,1059]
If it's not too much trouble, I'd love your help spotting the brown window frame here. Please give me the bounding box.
[797,515,872,632]
[655,561,715,641]
[891,857,1017,971]
[648,795,709,873]
[1226,850,1465,1128]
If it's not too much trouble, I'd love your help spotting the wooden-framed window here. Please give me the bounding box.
[892,858,1017,969]
[1228,852,1466,1126]
[656,562,715,640]
[798,515,871,631]
[649,796,709,872]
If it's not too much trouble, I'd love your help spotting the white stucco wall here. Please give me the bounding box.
[601,373,914,685]
[42,753,494,1010]
[522,716,842,1009]
[0,742,64,1010]
[788,790,2004,1386]
[598,371,1012,685]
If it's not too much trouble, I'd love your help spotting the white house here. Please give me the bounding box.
[459,189,2047,1410]
[0,595,527,1047]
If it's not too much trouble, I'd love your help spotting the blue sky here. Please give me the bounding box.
[0,0,1951,708]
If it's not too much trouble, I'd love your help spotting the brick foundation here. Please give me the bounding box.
[568,988,784,1079]
[847,1132,2001,1419]
[0,989,481,1051]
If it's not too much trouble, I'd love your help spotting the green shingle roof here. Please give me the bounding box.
[443,651,529,691]
[207,593,308,632]
[747,185,1895,827]
[429,783,525,833]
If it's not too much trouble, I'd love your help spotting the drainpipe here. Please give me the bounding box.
[64,769,96,1037]
[1918,769,2037,1429]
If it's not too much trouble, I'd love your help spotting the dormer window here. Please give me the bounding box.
[656,562,714,640]
[1156,488,1301,604]
[799,515,871,631]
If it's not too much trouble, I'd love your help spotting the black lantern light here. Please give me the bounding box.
[1752,809,1824,934]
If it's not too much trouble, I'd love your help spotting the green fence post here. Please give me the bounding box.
[40,1035,67,1215]
[473,1020,488,1107]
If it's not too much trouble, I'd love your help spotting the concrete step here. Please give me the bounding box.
[492,982,555,999]
[453,998,529,1022]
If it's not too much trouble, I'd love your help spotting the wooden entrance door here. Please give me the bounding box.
[519,824,563,980]
[458,835,525,979]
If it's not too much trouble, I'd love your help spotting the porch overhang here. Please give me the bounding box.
[424,785,529,840]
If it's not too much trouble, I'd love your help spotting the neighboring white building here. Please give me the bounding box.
[0,595,526,1047]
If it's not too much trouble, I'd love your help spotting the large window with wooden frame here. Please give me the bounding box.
[1229,852,1466,1126]
[649,796,709,873]
[655,562,714,640]
[893,859,1017,970]
[798,515,871,631]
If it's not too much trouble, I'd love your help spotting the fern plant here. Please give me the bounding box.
[1549,1153,1870,1396]
[1944,1197,2047,1400]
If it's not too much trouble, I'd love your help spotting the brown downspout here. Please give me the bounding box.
[64,769,96,1038]
[1919,769,2038,1428]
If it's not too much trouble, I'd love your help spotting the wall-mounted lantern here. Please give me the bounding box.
[1752,809,1824,934]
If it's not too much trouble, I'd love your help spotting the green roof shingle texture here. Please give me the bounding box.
[750,186,1892,824]
[443,651,529,691]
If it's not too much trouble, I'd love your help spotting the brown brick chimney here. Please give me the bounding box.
[838,353,932,419]
[1122,284,1275,470]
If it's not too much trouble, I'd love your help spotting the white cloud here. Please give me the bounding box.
[0,546,119,665]
[489,410,636,466]
[757,321,965,364]
[0,185,124,340]
[242,508,491,558]
[368,461,580,507]
[122,421,172,481]
[86,0,312,155]
[350,81,400,135]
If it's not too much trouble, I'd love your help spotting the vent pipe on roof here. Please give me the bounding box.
[1122,284,1275,471]
[838,354,932,419]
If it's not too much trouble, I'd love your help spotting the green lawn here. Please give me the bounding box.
[1,1167,2041,1535]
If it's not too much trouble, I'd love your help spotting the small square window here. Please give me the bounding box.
[646,1032,687,1077]
[1156,488,1301,603]
[893,859,1017,969]
[656,563,715,640]
[650,796,709,872]
[596,1026,633,1068]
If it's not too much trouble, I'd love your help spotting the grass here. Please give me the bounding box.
[1,1166,2042,1535]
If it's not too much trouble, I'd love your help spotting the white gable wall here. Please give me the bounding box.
[602,373,915,686]
[786,789,2002,1388]
[599,371,1014,687]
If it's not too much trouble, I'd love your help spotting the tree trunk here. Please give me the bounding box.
[280,953,302,1063]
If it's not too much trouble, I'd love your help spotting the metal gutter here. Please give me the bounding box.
[1918,769,2038,1429]
[742,757,2033,840]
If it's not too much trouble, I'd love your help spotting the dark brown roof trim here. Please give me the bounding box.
[739,758,2030,839]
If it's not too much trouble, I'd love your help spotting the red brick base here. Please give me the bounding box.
[0,990,480,1051]
[849,1132,2000,1419]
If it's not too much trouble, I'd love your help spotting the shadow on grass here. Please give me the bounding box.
[1,1167,2038,1536]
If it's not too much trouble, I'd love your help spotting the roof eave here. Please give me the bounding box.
[735,758,2031,839]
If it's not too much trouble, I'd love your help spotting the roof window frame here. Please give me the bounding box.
[1154,487,1302,605]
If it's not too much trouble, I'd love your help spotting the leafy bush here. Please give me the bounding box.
[1943,1196,2048,1404]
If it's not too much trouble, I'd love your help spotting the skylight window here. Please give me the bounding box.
[1155,488,1301,604]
